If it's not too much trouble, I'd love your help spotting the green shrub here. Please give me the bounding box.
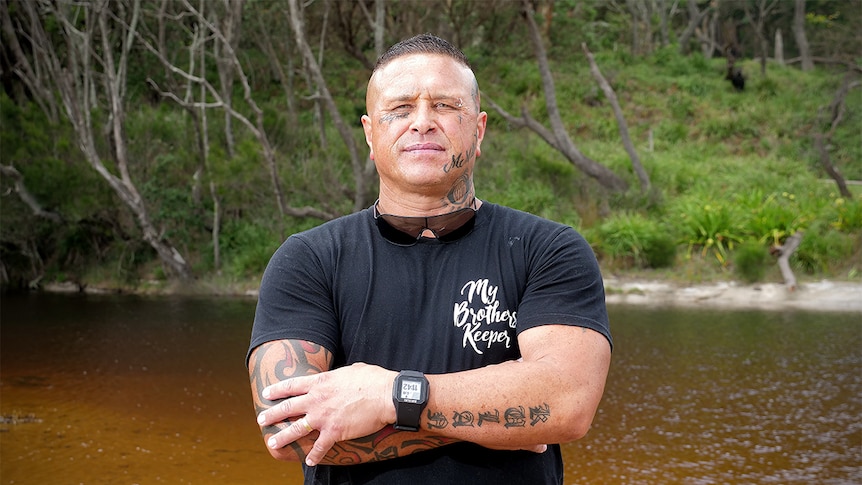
[733,240,770,283]
[738,190,810,245]
[220,221,281,278]
[589,212,676,269]
[794,223,855,274]
[673,199,745,267]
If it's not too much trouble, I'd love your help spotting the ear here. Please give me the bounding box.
[474,111,488,159]
[361,114,375,160]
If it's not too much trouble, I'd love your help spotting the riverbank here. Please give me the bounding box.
[603,277,862,312]
[40,276,862,313]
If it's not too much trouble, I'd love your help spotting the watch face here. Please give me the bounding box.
[399,379,423,402]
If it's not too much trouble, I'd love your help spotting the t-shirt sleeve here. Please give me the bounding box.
[515,227,612,349]
[246,235,340,364]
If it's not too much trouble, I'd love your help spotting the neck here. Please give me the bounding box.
[377,187,478,217]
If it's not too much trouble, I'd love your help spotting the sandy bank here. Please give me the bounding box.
[40,277,861,313]
[603,277,862,313]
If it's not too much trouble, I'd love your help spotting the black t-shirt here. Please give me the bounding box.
[249,202,612,484]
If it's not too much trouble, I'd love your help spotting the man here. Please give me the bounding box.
[248,34,612,484]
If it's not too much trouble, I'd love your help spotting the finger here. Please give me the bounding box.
[257,395,312,426]
[267,416,316,450]
[304,433,336,466]
[262,374,315,400]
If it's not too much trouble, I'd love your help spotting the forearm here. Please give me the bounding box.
[414,326,611,448]
[420,359,594,448]
[250,340,458,465]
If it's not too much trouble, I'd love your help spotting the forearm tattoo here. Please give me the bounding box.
[427,403,551,430]
[321,429,459,465]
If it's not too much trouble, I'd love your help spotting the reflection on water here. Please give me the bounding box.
[1,294,860,484]
[569,306,862,484]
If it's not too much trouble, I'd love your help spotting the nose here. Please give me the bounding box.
[410,104,437,134]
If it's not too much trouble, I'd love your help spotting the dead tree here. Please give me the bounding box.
[141,0,339,226]
[0,164,64,223]
[771,231,803,291]
[792,0,814,71]
[813,72,860,199]
[287,0,374,212]
[679,0,712,55]
[485,1,629,193]
[582,43,650,193]
[4,0,194,280]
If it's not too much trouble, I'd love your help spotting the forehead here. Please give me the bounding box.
[370,54,475,101]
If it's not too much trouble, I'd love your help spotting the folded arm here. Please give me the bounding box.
[252,323,611,466]
[249,339,460,465]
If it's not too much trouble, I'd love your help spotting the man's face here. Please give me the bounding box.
[362,54,487,206]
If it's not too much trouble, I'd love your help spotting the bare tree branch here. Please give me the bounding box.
[679,0,712,55]
[582,42,650,193]
[287,0,371,212]
[0,0,58,122]
[813,73,860,199]
[13,0,194,280]
[496,0,628,192]
[772,231,802,291]
[0,164,64,223]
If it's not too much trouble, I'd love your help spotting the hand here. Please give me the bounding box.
[484,443,548,453]
[256,363,398,466]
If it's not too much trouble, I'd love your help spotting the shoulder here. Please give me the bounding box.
[478,202,590,250]
[262,208,374,279]
[274,208,371,254]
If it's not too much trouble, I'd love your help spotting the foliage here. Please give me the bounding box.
[672,199,745,267]
[733,240,770,283]
[1,1,861,290]
[587,212,676,270]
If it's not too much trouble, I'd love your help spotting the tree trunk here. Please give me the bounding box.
[503,0,628,193]
[813,74,860,199]
[582,43,650,193]
[215,0,245,159]
[774,28,784,65]
[0,0,58,122]
[792,0,814,71]
[10,0,194,280]
[657,0,670,48]
[679,0,710,55]
[95,1,194,280]
[287,0,371,212]
[773,231,802,291]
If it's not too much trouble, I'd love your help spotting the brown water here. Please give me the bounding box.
[1,294,859,484]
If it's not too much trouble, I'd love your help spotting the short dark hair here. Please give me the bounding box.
[374,34,471,72]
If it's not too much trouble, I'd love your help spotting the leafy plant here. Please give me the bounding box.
[673,200,745,267]
[589,212,676,269]
[733,240,770,283]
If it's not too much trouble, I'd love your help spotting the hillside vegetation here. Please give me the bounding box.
[1,3,859,293]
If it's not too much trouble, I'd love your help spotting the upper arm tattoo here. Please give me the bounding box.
[248,340,333,435]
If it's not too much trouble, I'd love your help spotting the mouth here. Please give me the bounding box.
[403,143,444,152]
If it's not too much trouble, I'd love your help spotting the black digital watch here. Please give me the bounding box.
[392,370,429,431]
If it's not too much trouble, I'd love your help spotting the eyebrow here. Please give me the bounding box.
[383,94,465,106]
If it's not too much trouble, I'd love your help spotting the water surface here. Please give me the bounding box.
[1,294,859,483]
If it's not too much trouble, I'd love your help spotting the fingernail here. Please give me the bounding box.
[306,458,314,467]
[262,388,271,399]
[268,437,278,449]
[257,413,266,425]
